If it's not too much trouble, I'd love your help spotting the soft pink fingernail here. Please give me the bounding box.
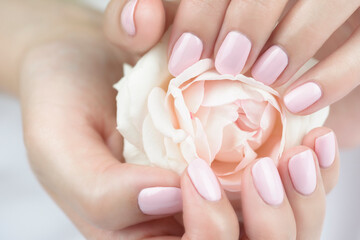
[251,45,288,85]
[121,0,138,36]
[215,31,252,75]
[284,82,322,113]
[289,150,317,195]
[252,157,284,206]
[168,33,203,76]
[315,132,336,168]
[187,158,221,201]
[138,187,182,215]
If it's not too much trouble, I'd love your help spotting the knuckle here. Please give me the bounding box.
[80,173,128,230]
[186,0,225,11]
[239,0,288,10]
[247,218,296,240]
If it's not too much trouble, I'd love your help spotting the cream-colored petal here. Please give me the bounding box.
[148,87,187,143]
[182,81,205,113]
[123,139,150,165]
[142,116,168,169]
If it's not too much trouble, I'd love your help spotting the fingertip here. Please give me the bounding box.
[241,158,296,240]
[302,127,340,193]
[104,0,166,55]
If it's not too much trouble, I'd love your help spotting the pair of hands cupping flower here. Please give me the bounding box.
[19,0,360,239]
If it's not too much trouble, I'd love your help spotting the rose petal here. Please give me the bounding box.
[182,81,205,113]
[255,114,283,165]
[170,86,194,136]
[202,81,260,107]
[148,87,187,143]
[126,38,172,134]
[116,79,142,149]
[170,59,213,89]
[220,124,249,150]
[142,116,168,168]
[194,118,212,163]
[240,100,267,127]
[115,34,172,149]
[122,139,150,165]
[203,104,239,160]
[164,137,187,174]
[284,106,330,149]
[180,136,199,164]
[217,172,243,192]
[194,106,210,127]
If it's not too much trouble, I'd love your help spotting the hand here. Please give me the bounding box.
[20,15,340,240]
[173,126,340,240]
[104,0,360,116]
[20,32,187,238]
[0,0,344,239]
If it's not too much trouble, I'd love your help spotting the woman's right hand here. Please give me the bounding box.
[178,127,340,240]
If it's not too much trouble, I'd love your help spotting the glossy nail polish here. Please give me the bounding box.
[168,33,203,76]
[138,187,182,215]
[121,0,138,36]
[288,150,317,195]
[252,157,284,206]
[215,31,252,75]
[315,132,336,168]
[252,45,288,85]
[284,82,322,113]
[187,158,221,201]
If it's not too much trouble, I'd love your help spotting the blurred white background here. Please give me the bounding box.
[1,1,359,239]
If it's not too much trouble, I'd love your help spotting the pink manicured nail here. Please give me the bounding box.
[121,0,138,36]
[215,31,252,75]
[168,33,203,76]
[251,45,288,85]
[187,158,221,201]
[252,157,284,206]
[138,187,182,215]
[315,132,336,168]
[288,150,317,195]
[284,82,322,113]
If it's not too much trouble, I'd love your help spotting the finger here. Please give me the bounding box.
[241,157,296,240]
[53,194,183,239]
[214,0,288,75]
[104,0,178,55]
[181,158,239,240]
[283,27,360,114]
[278,146,326,240]
[302,127,340,193]
[25,115,182,230]
[168,0,230,76]
[251,0,360,86]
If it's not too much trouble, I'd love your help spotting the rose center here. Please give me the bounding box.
[234,99,277,150]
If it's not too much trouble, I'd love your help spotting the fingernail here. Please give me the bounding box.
[315,132,336,168]
[252,157,284,206]
[138,187,182,215]
[284,82,322,113]
[215,31,252,75]
[168,33,203,76]
[121,0,138,36]
[288,150,317,195]
[187,158,221,201]
[251,45,288,85]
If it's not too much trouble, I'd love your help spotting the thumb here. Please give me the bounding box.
[104,0,178,56]
[181,159,239,240]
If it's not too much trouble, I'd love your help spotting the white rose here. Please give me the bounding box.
[115,35,329,192]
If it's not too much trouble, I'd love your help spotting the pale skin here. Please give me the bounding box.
[105,0,360,122]
[0,0,351,239]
